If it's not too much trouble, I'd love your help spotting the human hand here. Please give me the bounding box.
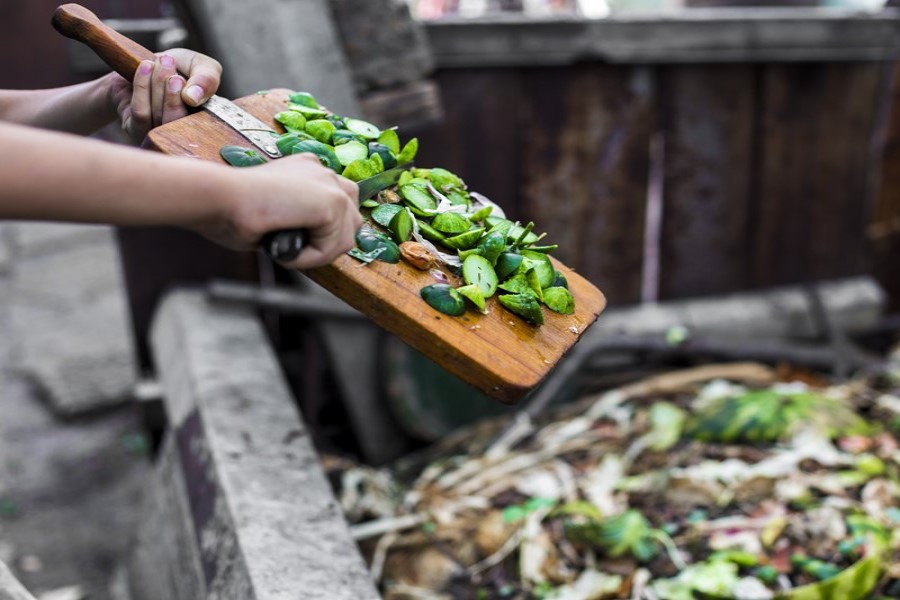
[107,48,222,143]
[204,153,363,269]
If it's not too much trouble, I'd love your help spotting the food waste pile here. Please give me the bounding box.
[221,91,574,326]
[328,360,900,600]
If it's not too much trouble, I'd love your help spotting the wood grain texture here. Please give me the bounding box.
[417,65,653,305]
[519,65,654,305]
[753,63,882,288]
[658,65,756,299]
[146,89,606,403]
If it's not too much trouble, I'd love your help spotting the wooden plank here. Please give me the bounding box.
[872,61,900,310]
[413,68,524,215]
[423,12,900,68]
[753,63,884,288]
[518,64,654,304]
[658,64,756,299]
[146,89,606,404]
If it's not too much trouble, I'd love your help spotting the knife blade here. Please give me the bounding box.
[52,4,282,158]
[261,163,412,262]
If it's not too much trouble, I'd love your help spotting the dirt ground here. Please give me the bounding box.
[0,375,149,599]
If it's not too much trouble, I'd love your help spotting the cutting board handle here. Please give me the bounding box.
[52,4,157,82]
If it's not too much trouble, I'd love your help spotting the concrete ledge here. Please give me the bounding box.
[129,290,378,599]
[425,8,900,66]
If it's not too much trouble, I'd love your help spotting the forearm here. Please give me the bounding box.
[0,121,232,228]
[0,75,118,135]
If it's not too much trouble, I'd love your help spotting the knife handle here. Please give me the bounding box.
[52,4,157,82]
[260,229,309,263]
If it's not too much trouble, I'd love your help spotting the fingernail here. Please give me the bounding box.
[160,54,175,68]
[167,76,184,93]
[185,85,204,104]
[139,60,153,75]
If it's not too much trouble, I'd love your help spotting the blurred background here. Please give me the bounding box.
[1,0,900,598]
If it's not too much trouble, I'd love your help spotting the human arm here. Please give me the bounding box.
[0,121,362,269]
[0,49,221,142]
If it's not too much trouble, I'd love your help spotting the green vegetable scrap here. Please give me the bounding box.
[565,509,659,562]
[219,91,577,326]
[355,227,399,264]
[421,284,466,317]
[220,145,266,167]
[688,388,869,443]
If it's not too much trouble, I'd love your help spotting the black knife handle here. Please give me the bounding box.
[261,229,308,263]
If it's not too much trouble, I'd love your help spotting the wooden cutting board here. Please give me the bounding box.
[55,4,606,403]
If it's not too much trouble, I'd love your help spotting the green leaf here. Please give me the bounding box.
[286,104,328,119]
[332,129,366,146]
[498,273,534,296]
[400,181,439,214]
[647,401,687,451]
[456,284,487,314]
[476,231,505,266]
[431,212,470,235]
[420,284,465,317]
[275,131,315,155]
[792,555,842,581]
[220,145,266,167]
[498,293,544,326]
[428,168,466,192]
[651,560,740,600]
[355,227,399,263]
[288,91,319,108]
[688,388,870,444]
[305,119,336,144]
[551,500,604,522]
[377,128,401,154]
[334,141,369,167]
[342,158,382,182]
[501,497,556,523]
[344,117,381,139]
[469,205,493,223]
[368,142,397,170]
[565,510,658,561]
[777,550,882,600]
[397,137,419,164]
[370,203,404,228]
[347,247,385,264]
[388,207,414,244]
[462,254,498,298]
[542,287,575,315]
[274,110,307,132]
[290,139,341,173]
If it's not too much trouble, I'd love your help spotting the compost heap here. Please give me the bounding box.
[330,359,900,600]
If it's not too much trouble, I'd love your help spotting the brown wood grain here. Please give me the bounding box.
[146,89,606,403]
[753,64,883,288]
[519,65,654,305]
[658,65,756,299]
[417,65,651,305]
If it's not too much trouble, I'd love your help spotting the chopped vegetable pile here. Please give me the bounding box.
[327,361,900,599]
[220,90,575,326]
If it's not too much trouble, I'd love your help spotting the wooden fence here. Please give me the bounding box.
[412,12,900,306]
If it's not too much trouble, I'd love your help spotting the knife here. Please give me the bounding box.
[260,163,411,261]
[52,3,412,263]
[52,4,282,159]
